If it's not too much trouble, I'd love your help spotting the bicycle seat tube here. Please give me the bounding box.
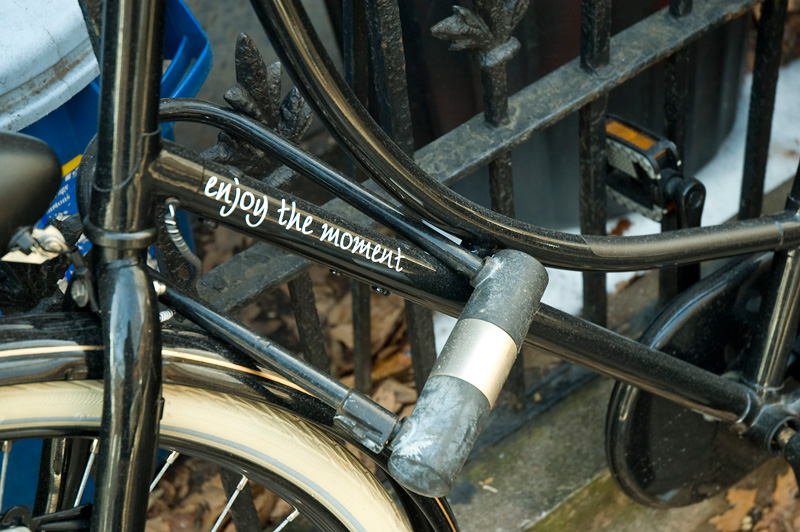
[81,0,165,530]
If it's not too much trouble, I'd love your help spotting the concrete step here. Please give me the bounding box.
[450,376,789,532]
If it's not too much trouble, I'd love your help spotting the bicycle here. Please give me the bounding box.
[1,0,799,530]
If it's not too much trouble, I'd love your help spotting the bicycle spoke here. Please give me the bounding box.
[272,509,300,532]
[0,441,10,510]
[73,439,98,507]
[149,451,179,492]
[210,475,248,532]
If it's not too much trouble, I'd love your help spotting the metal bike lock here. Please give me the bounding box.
[388,249,547,496]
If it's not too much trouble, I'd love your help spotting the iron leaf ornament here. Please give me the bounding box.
[202,33,312,181]
[432,6,494,51]
[431,0,529,69]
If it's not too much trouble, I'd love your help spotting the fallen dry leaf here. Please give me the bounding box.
[754,470,799,531]
[326,290,406,354]
[710,488,758,532]
[614,274,643,295]
[270,499,295,522]
[253,486,280,527]
[371,378,417,413]
[371,352,413,382]
[199,226,255,273]
[372,383,401,412]
[398,404,415,419]
[609,218,632,236]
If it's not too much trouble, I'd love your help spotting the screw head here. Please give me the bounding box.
[371,286,390,296]
[39,235,67,254]
[71,280,89,307]
[687,188,704,209]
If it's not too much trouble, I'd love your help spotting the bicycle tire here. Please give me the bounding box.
[0,380,413,532]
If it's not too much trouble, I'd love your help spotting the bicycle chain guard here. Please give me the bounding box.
[606,253,786,508]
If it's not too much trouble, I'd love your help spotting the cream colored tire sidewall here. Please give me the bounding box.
[0,381,413,532]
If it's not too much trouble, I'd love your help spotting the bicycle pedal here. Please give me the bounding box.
[605,116,681,222]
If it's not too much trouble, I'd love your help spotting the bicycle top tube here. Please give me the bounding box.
[245,0,799,273]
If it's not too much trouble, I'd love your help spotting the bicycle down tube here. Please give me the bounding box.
[148,142,759,428]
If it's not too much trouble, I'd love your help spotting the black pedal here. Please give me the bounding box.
[605,116,707,299]
[605,116,691,222]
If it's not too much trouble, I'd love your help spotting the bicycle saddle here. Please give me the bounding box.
[0,132,61,255]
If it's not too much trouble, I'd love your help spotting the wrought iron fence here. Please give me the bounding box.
[194,0,787,429]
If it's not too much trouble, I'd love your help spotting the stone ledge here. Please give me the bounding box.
[451,376,790,532]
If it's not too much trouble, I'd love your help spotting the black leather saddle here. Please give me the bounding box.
[0,132,62,255]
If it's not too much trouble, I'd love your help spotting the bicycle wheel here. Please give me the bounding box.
[0,380,413,532]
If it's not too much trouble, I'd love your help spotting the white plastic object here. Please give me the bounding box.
[0,0,99,131]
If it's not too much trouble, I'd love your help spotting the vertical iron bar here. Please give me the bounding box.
[352,280,373,392]
[580,0,611,71]
[405,302,438,395]
[488,153,515,220]
[406,302,437,392]
[478,63,510,127]
[343,0,369,102]
[322,0,344,52]
[670,0,693,17]
[288,273,329,372]
[364,0,414,152]
[663,60,690,161]
[743,161,800,396]
[660,0,695,303]
[363,0,439,395]
[579,99,609,326]
[739,0,788,220]
[468,0,529,408]
[472,2,516,218]
[579,0,611,327]
[88,0,164,529]
[344,0,374,394]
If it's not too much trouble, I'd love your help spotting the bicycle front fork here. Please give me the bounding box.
[83,0,166,530]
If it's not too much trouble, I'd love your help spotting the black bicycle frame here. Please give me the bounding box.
[82,0,797,529]
[87,0,164,529]
[148,143,759,426]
